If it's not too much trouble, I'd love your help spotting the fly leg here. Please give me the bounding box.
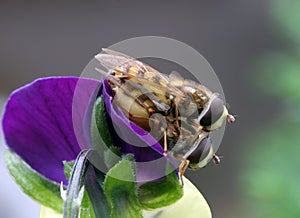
[163,130,167,156]
[175,101,180,128]
[149,116,168,156]
[178,157,190,186]
[148,113,168,150]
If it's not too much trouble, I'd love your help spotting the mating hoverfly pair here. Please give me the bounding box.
[95,49,235,182]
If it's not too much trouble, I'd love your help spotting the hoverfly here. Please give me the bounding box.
[95,49,235,182]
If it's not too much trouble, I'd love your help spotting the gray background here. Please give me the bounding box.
[0,0,281,217]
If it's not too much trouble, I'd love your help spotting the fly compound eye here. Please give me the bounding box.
[187,137,212,169]
[200,97,224,127]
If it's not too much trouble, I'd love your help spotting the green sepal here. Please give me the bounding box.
[104,147,121,169]
[104,154,143,218]
[63,150,111,218]
[79,189,96,218]
[84,164,111,218]
[91,96,121,169]
[63,160,74,181]
[91,96,113,152]
[5,149,63,213]
[138,168,183,210]
[63,160,96,218]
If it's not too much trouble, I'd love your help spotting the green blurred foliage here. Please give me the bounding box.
[242,119,300,218]
[274,0,300,50]
[242,0,300,217]
[254,54,300,103]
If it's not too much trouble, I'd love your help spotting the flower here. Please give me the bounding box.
[2,76,211,217]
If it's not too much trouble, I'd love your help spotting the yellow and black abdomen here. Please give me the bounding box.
[113,79,171,131]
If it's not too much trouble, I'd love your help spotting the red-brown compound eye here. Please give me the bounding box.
[200,97,224,127]
[187,137,211,168]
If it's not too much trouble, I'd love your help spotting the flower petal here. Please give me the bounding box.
[2,77,100,184]
[143,176,212,218]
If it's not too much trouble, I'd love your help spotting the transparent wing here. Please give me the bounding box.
[169,70,185,87]
[96,48,157,75]
[95,53,132,71]
[95,49,185,98]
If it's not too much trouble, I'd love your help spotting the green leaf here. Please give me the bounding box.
[138,165,183,210]
[5,149,63,213]
[104,154,143,218]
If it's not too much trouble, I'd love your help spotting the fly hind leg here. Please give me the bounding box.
[148,113,168,155]
[178,157,190,186]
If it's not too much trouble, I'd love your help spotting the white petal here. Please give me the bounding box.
[39,206,62,218]
[143,176,212,218]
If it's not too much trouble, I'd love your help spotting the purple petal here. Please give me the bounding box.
[2,77,100,184]
[102,80,177,183]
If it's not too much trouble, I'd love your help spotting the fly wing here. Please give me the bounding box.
[95,49,186,99]
[96,48,162,77]
[169,70,185,87]
[95,53,132,72]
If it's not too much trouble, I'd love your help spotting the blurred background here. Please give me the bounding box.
[1,0,299,217]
